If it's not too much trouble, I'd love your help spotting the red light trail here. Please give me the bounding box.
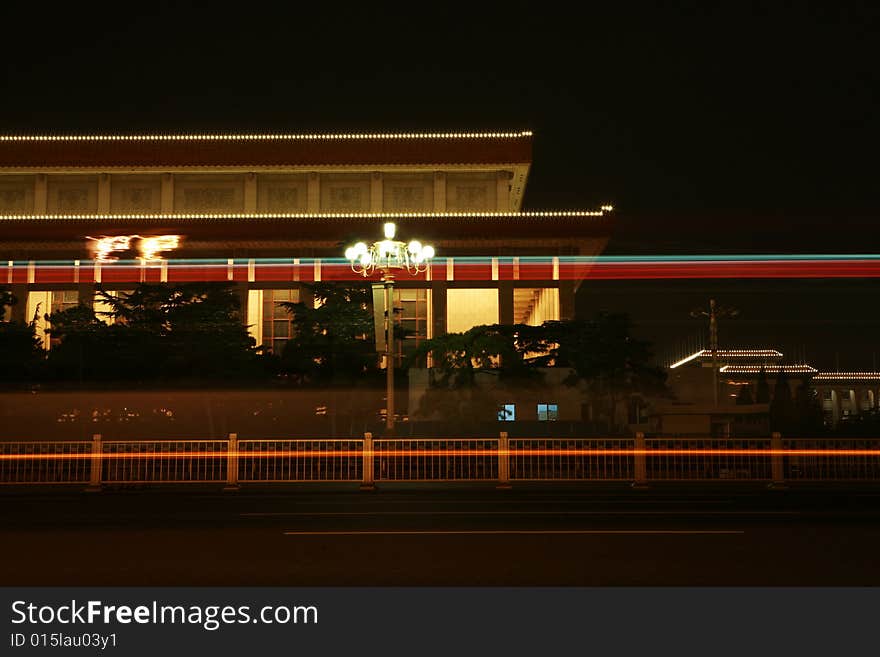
[7,255,880,284]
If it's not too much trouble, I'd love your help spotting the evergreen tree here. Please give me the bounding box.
[794,381,825,436]
[769,370,795,433]
[45,283,262,383]
[736,384,754,405]
[755,366,771,403]
[409,313,666,433]
[277,283,378,385]
[0,288,44,383]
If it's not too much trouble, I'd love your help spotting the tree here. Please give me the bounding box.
[44,303,117,381]
[277,283,378,385]
[736,384,755,405]
[793,381,825,436]
[409,313,665,433]
[0,288,12,321]
[0,288,44,383]
[43,283,263,383]
[408,323,544,427]
[100,283,262,381]
[755,366,771,403]
[550,313,667,433]
[769,370,795,433]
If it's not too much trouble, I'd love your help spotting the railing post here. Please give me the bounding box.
[769,431,786,489]
[497,431,511,489]
[360,432,376,491]
[84,433,103,493]
[224,432,240,491]
[632,431,648,488]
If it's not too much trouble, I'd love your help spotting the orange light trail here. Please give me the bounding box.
[3,448,880,461]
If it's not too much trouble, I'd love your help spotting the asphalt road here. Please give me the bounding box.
[3,484,880,586]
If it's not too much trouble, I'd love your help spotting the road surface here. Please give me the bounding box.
[3,483,880,585]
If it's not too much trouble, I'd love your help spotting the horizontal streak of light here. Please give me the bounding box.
[10,255,880,281]
[12,254,880,265]
[242,511,796,516]
[282,529,745,535]
[3,449,880,461]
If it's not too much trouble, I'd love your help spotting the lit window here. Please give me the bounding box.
[48,290,80,348]
[497,404,516,421]
[262,289,300,355]
[394,288,429,362]
[537,403,558,421]
[50,290,79,314]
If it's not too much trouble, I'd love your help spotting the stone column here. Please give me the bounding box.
[559,281,576,320]
[160,173,174,213]
[433,172,446,211]
[431,281,447,339]
[243,172,258,213]
[831,389,841,428]
[496,170,511,212]
[97,174,111,213]
[307,173,320,212]
[34,174,48,215]
[370,172,383,212]
[9,284,27,323]
[498,282,514,326]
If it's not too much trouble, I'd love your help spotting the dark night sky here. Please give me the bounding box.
[1,2,877,367]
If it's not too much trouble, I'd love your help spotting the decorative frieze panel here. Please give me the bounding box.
[110,175,162,213]
[257,174,308,213]
[174,175,244,213]
[320,174,370,212]
[383,174,433,211]
[446,172,496,211]
[47,176,98,214]
[0,175,33,213]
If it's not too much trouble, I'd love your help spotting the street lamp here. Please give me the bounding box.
[345,222,435,433]
[690,298,739,407]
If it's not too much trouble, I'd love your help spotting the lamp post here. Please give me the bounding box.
[345,222,435,433]
[690,298,739,407]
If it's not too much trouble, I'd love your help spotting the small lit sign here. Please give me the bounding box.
[87,235,181,261]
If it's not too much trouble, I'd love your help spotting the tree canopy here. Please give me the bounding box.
[277,283,378,385]
[0,288,43,383]
[409,313,667,432]
[43,283,262,383]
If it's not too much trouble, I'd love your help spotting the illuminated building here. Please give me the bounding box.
[668,348,880,430]
[0,131,613,356]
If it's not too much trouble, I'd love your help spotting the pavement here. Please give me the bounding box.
[3,483,880,586]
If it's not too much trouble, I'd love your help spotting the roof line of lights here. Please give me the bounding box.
[0,209,611,220]
[669,349,784,369]
[720,365,818,373]
[813,373,880,380]
[0,131,534,142]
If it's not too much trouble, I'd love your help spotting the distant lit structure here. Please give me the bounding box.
[668,347,880,429]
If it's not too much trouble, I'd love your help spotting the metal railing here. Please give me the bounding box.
[0,441,92,484]
[238,438,363,483]
[2,432,880,489]
[509,438,634,480]
[101,439,229,484]
[374,438,498,481]
[784,438,880,481]
[645,438,773,481]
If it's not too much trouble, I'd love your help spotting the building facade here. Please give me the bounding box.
[0,132,612,358]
